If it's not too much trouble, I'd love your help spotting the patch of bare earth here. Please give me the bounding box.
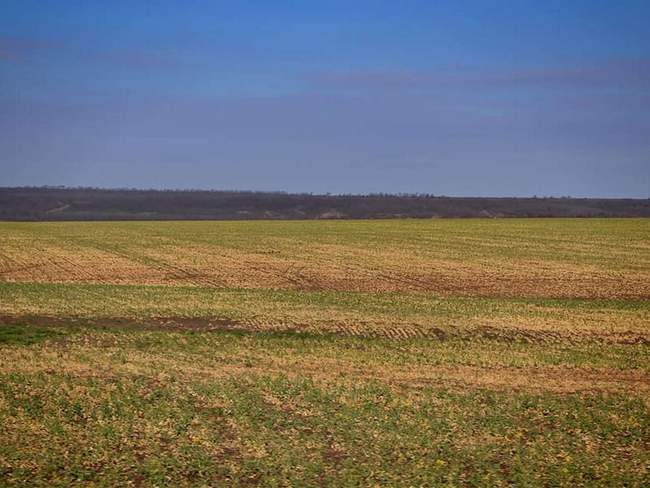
[2,238,649,298]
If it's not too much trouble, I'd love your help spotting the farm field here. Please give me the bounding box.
[1,219,649,486]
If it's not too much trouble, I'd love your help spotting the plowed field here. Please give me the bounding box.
[1,219,648,486]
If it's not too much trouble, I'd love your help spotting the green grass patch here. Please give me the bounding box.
[0,324,68,346]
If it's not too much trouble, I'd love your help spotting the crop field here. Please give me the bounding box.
[0,219,649,486]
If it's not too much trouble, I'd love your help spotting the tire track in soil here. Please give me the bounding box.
[0,314,648,344]
[74,239,227,288]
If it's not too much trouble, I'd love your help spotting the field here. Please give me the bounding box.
[1,219,649,486]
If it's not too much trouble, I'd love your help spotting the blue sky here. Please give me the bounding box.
[1,0,649,196]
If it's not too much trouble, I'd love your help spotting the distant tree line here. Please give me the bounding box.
[0,186,648,221]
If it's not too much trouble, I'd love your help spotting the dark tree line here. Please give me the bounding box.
[1,187,648,220]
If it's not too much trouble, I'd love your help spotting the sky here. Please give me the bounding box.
[1,0,649,197]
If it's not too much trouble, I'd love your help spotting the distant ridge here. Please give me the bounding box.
[1,187,648,220]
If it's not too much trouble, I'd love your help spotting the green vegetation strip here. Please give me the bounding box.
[1,282,649,341]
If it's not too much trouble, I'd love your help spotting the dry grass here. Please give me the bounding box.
[2,328,647,395]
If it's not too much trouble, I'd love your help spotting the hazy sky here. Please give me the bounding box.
[1,1,649,196]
